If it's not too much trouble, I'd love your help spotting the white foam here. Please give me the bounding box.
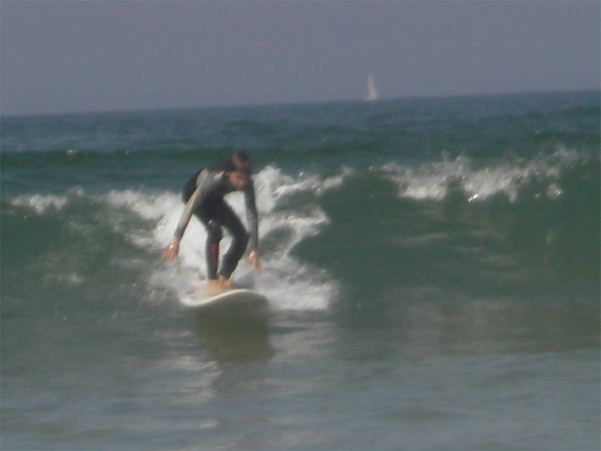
[11,194,69,213]
[255,165,345,204]
[385,150,575,203]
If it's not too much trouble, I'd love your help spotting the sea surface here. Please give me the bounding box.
[2,91,599,450]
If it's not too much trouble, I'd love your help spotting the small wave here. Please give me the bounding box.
[5,167,342,311]
[384,148,588,203]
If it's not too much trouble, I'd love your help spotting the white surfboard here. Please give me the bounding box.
[182,285,267,309]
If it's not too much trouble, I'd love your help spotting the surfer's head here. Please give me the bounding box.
[224,150,252,189]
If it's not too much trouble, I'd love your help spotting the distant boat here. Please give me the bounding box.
[365,74,379,101]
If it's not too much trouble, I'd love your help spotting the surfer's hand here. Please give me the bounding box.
[249,250,262,273]
[161,238,180,263]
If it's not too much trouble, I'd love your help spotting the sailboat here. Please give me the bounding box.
[365,74,379,101]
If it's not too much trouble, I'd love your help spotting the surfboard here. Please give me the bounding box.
[182,285,267,309]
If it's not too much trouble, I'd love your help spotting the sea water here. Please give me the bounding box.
[2,91,599,450]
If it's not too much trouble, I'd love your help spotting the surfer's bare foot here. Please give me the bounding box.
[207,279,223,295]
[207,277,233,295]
[218,276,233,291]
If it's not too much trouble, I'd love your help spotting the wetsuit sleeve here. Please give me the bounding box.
[173,186,200,240]
[173,170,211,240]
[245,180,259,251]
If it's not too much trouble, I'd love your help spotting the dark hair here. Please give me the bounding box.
[223,150,252,175]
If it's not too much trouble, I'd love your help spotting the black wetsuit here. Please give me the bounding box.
[174,165,259,280]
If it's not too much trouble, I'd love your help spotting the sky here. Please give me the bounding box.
[1,1,599,116]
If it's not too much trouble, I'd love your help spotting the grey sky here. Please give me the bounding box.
[2,1,599,116]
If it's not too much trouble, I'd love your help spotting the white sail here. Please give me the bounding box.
[366,74,379,101]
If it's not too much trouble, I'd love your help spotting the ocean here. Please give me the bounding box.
[1,90,599,450]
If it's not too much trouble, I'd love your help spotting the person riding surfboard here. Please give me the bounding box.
[161,151,262,294]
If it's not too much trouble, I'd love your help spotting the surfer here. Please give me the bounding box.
[161,150,262,294]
